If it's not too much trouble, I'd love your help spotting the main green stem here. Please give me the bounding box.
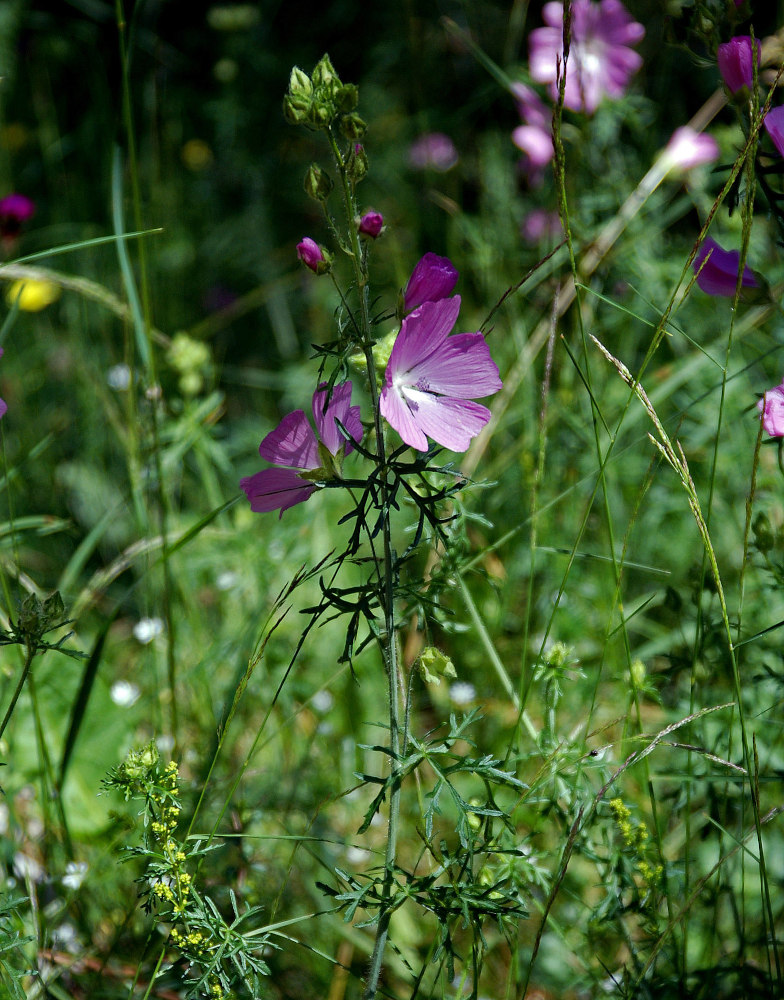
[327,133,401,1000]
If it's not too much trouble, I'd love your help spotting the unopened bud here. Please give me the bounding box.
[358,211,383,239]
[287,66,312,98]
[340,112,367,141]
[283,93,311,125]
[296,237,331,275]
[304,163,334,201]
[312,54,340,94]
[346,143,369,183]
[335,84,359,112]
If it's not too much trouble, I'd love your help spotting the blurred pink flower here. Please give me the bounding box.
[404,252,459,312]
[764,106,784,157]
[693,238,758,297]
[408,133,458,172]
[521,209,563,244]
[529,0,644,114]
[717,36,759,94]
[0,193,35,246]
[758,380,784,437]
[511,84,554,185]
[240,382,362,516]
[380,296,502,453]
[664,127,719,173]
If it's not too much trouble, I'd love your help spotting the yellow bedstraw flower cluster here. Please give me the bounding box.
[609,798,663,888]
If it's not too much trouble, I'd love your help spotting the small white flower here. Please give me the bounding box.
[449,681,476,706]
[311,690,334,713]
[133,617,163,644]
[13,852,43,882]
[62,861,88,890]
[216,570,239,591]
[107,364,132,391]
[110,680,140,707]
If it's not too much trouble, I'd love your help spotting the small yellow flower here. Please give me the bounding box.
[6,278,61,312]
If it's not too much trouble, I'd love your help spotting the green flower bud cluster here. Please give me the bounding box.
[283,54,367,138]
[14,590,65,646]
[609,798,663,890]
[167,332,212,397]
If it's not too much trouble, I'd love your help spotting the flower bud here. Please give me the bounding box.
[307,101,332,130]
[358,211,383,239]
[717,36,760,94]
[311,54,340,94]
[403,252,459,312]
[335,84,359,112]
[304,163,334,201]
[283,93,312,125]
[296,237,331,274]
[757,379,784,437]
[287,66,312,99]
[346,143,368,183]
[339,112,367,140]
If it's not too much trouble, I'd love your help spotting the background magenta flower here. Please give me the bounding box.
[692,238,758,297]
[764,106,784,157]
[529,0,644,114]
[758,380,784,437]
[521,209,563,244]
[408,133,458,172]
[240,382,362,516]
[511,84,554,185]
[0,193,35,243]
[403,252,459,312]
[380,295,502,453]
[717,36,759,94]
[663,126,719,173]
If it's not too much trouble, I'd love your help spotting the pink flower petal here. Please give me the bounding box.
[765,106,784,158]
[405,332,501,398]
[258,409,319,469]
[396,390,491,452]
[387,296,462,376]
[240,468,316,516]
[379,383,430,452]
[758,382,784,437]
[312,381,362,456]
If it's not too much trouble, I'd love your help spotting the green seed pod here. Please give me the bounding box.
[283,94,312,126]
[346,143,369,182]
[339,112,367,141]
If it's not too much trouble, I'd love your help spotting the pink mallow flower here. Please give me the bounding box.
[692,238,758,297]
[529,0,644,114]
[758,379,784,437]
[408,133,458,172]
[764,105,784,157]
[511,84,554,185]
[404,252,459,312]
[717,36,760,94]
[380,296,502,453]
[0,348,6,419]
[663,126,719,173]
[240,382,362,517]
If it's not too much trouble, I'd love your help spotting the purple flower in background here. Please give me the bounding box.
[404,252,459,312]
[240,382,362,516]
[693,238,758,297]
[717,36,760,94]
[521,209,563,244]
[380,296,502,453]
[511,84,554,185]
[297,237,330,274]
[663,127,720,173]
[764,106,784,157]
[0,193,35,243]
[0,348,6,420]
[358,211,384,238]
[529,0,645,114]
[758,379,784,437]
[408,133,458,172]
